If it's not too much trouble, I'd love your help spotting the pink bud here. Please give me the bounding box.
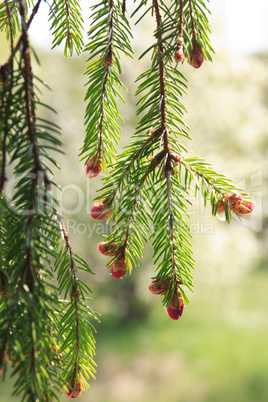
[190,42,204,68]
[216,193,243,215]
[216,193,254,219]
[66,375,84,399]
[165,295,184,320]
[225,193,243,208]
[233,201,255,216]
[111,258,126,279]
[174,48,185,63]
[90,201,111,220]
[98,242,121,257]
[85,156,102,179]
[149,278,170,295]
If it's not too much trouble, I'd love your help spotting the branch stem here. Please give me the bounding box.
[153,0,168,151]
[179,0,184,38]
[57,216,81,370]
[97,0,114,158]
[189,1,196,41]
[0,3,13,193]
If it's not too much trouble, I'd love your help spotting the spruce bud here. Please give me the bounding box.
[174,48,185,63]
[85,156,102,179]
[165,294,184,320]
[98,242,122,257]
[66,375,84,399]
[233,201,255,216]
[90,201,111,220]
[149,278,171,295]
[111,257,126,279]
[190,42,204,68]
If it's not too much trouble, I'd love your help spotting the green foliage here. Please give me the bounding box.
[0,1,97,400]
[92,0,250,316]
[0,0,21,39]
[80,0,133,169]
[49,0,84,56]
[0,0,254,400]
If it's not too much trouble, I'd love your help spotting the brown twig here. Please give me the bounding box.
[153,0,179,290]
[179,0,184,38]
[0,0,14,193]
[2,0,42,68]
[56,215,81,373]
[166,172,179,291]
[189,1,197,41]
[98,0,114,158]
[121,0,126,15]
[153,0,167,142]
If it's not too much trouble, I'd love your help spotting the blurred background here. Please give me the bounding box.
[0,0,268,401]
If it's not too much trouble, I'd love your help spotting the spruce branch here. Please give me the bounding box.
[0,0,14,193]
[49,0,84,56]
[80,0,133,170]
[0,0,42,67]
[55,213,98,396]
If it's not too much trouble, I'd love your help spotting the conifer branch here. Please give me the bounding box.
[97,0,114,158]
[166,173,178,285]
[81,0,133,168]
[57,217,81,377]
[1,0,42,67]
[153,0,167,134]
[179,0,184,38]
[189,1,196,41]
[0,1,14,193]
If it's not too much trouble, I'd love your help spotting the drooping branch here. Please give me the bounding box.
[179,0,184,38]
[57,217,81,370]
[97,0,114,158]
[2,0,42,69]
[153,0,167,142]
[189,1,197,41]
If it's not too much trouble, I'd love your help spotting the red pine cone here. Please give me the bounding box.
[190,42,204,68]
[149,278,171,295]
[85,156,102,179]
[98,242,121,257]
[111,258,126,279]
[165,294,184,320]
[90,201,111,220]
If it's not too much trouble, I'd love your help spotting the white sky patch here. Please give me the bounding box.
[210,0,268,54]
[29,0,268,55]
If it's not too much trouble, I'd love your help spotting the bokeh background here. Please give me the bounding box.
[0,0,268,401]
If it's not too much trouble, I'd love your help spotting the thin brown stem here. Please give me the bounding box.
[97,69,108,157]
[26,0,42,30]
[180,159,222,195]
[121,0,126,15]
[153,0,168,154]
[97,0,114,158]
[0,0,14,193]
[2,0,42,68]
[57,216,81,370]
[190,1,196,41]
[179,0,184,38]
[64,0,73,48]
[166,173,179,296]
